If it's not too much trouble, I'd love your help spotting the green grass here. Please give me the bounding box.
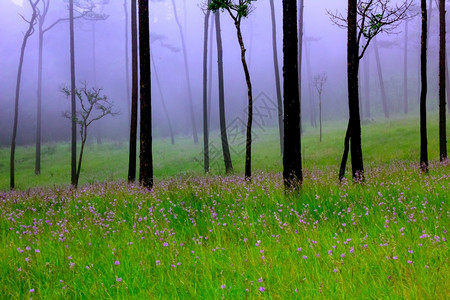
[0,115,448,298]
[0,115,446,190]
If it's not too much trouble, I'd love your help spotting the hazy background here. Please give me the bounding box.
[0,0,443,146]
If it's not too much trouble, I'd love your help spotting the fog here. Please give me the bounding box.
[0,0,443,146]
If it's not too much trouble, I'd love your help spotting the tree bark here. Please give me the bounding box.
[69,0,77,187]
[374,38,389,119]
[171,0,198,144]
[35,27,44,175]
[347,0,364,181]
[283,0,302,190]
[270,0,284,154]
[215,13,233,174]
[420,0,429,172]
[203,1,211,173]
[339,122,351,181]
[128,0,138,183]
[138,0,153,189]
[124,0,131,124]
[298,0,303,134]
[439,0,447,161]
[11,0,39,190]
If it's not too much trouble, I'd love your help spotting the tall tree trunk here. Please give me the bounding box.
[171,0,198,144]
[124,0,131,124]
[138,0,153,189]
[35,27,44,175]
[203,1,211,173]
[404,20,409,114]
[305,40,316,127]
[269,0,284,154]
[319,91,322,142]
[347,0,364,181]
[439,0,447,161]
[283,0,302,189]
[207,16,215,133]
[298,0,303,134]
[446,49,450,113]
[420,0,429,172]
[374,38,389,119]
[69,0,77,187]
[151,55,175,145]
[128,0,138,182]
[216,13,233,174]
[234,22,253,180]
[339,123,351,181]
[11,1,39,190]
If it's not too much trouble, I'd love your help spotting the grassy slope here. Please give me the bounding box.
[0,115,447,191]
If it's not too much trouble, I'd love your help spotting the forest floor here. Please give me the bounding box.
[0,116,448,298]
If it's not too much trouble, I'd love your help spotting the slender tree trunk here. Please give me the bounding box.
[171,0,198,144]
[439,0,447,161]
[347,0,364,181]
[69,0,77,187]
[319,91,322,142]
[447,49,450,113]
[151,55,175,145]
[283,0,302,190]
[216,13,233,174]
[128,0,138,182]
[270,0,284,154]
[298,0,303,134]
[207,16,215,133]
[403,20,409,114]
[203,1,211,173]
[138,0,153,188]
[11,2,38,190]
[234,22,253,180]
[35,28,44,175]
[124,0,131,124]
[339,123,351,181]
[75,129,87,188]
[420,0,429,172]
[374,38,389,119]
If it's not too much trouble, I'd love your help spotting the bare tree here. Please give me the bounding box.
[270,0,284,153]
[203,1,212,173]
[208,0,257,180]
[10,0,40,190]
[138,0,153,189]
[420,0,428,172]
[313,73,327,142]
[438,0,447,161]
[283,0,302,190]
[62,84,116,187]
[128,0,138,183]
[329,0,414,181]
[171,0,198,144]
[69,0,77,186]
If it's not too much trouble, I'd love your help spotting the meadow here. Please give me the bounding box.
[0,116,448,298]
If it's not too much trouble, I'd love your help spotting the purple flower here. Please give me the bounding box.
[35,249,40,253]
[114,260,120,265]
[408,249,414,254]
[333,268,338,273]
[156,260,160,265]
[116,277,122,282]
[297,247,302,252]
[258,277,263,283]
[407,260,413,264]
[342,223,347,227]
[302,255,308,259]
[163,243,169,247]
[259,286,265,292]
[29,289,35,293]
[220,284,226,289]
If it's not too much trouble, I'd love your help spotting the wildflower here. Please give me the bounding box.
[424,265,429,269]
[408,249,413,254]
[85,266,90,269]
[258,277,263,283]
[221,284,226,289]
[302,256,308,259]
[163,243,169,247]
[116,277,122,282]
[349,247,354,253]
[259,287,265,292]
[342,223,346,227]
[25,257,30,262]
[156,260,160,266]
[328,250,333,256]
[393,256,398,260]
[340,253,345,258]
[407,260,413,264]
[35,249,40,253]
[29,289,35,293]
[333,268,338,273]
[114,260,120,265]
[17,268,22,272]
[297,247,302,252]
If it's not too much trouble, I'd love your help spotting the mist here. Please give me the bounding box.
[0,0,443,146]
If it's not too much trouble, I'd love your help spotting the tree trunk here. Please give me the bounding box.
[69,0,77,187]
[339,122,351,181]
[420,0,429,172]
[403,20,409,114]
[374,38,389,119]
[347,0,364,181]
[171,0,198,144]
[298,0,303,134]
[151,55,175,145]
[75,127,88,188]
[270,0,284,154]
[319,91,322,142]
[283,0,302,190]
[11,2,38,190]
[128,0,138,183]
[35,28,44,175]
[138,0,153,189]
[216,13,233,173]
[234,22,253,180]
[207,15,215,133]
[203,1,211,173]
[305,41,316,127]
[439,0,447,161]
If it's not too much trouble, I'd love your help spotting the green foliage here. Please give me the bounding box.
[208,0,256,18]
